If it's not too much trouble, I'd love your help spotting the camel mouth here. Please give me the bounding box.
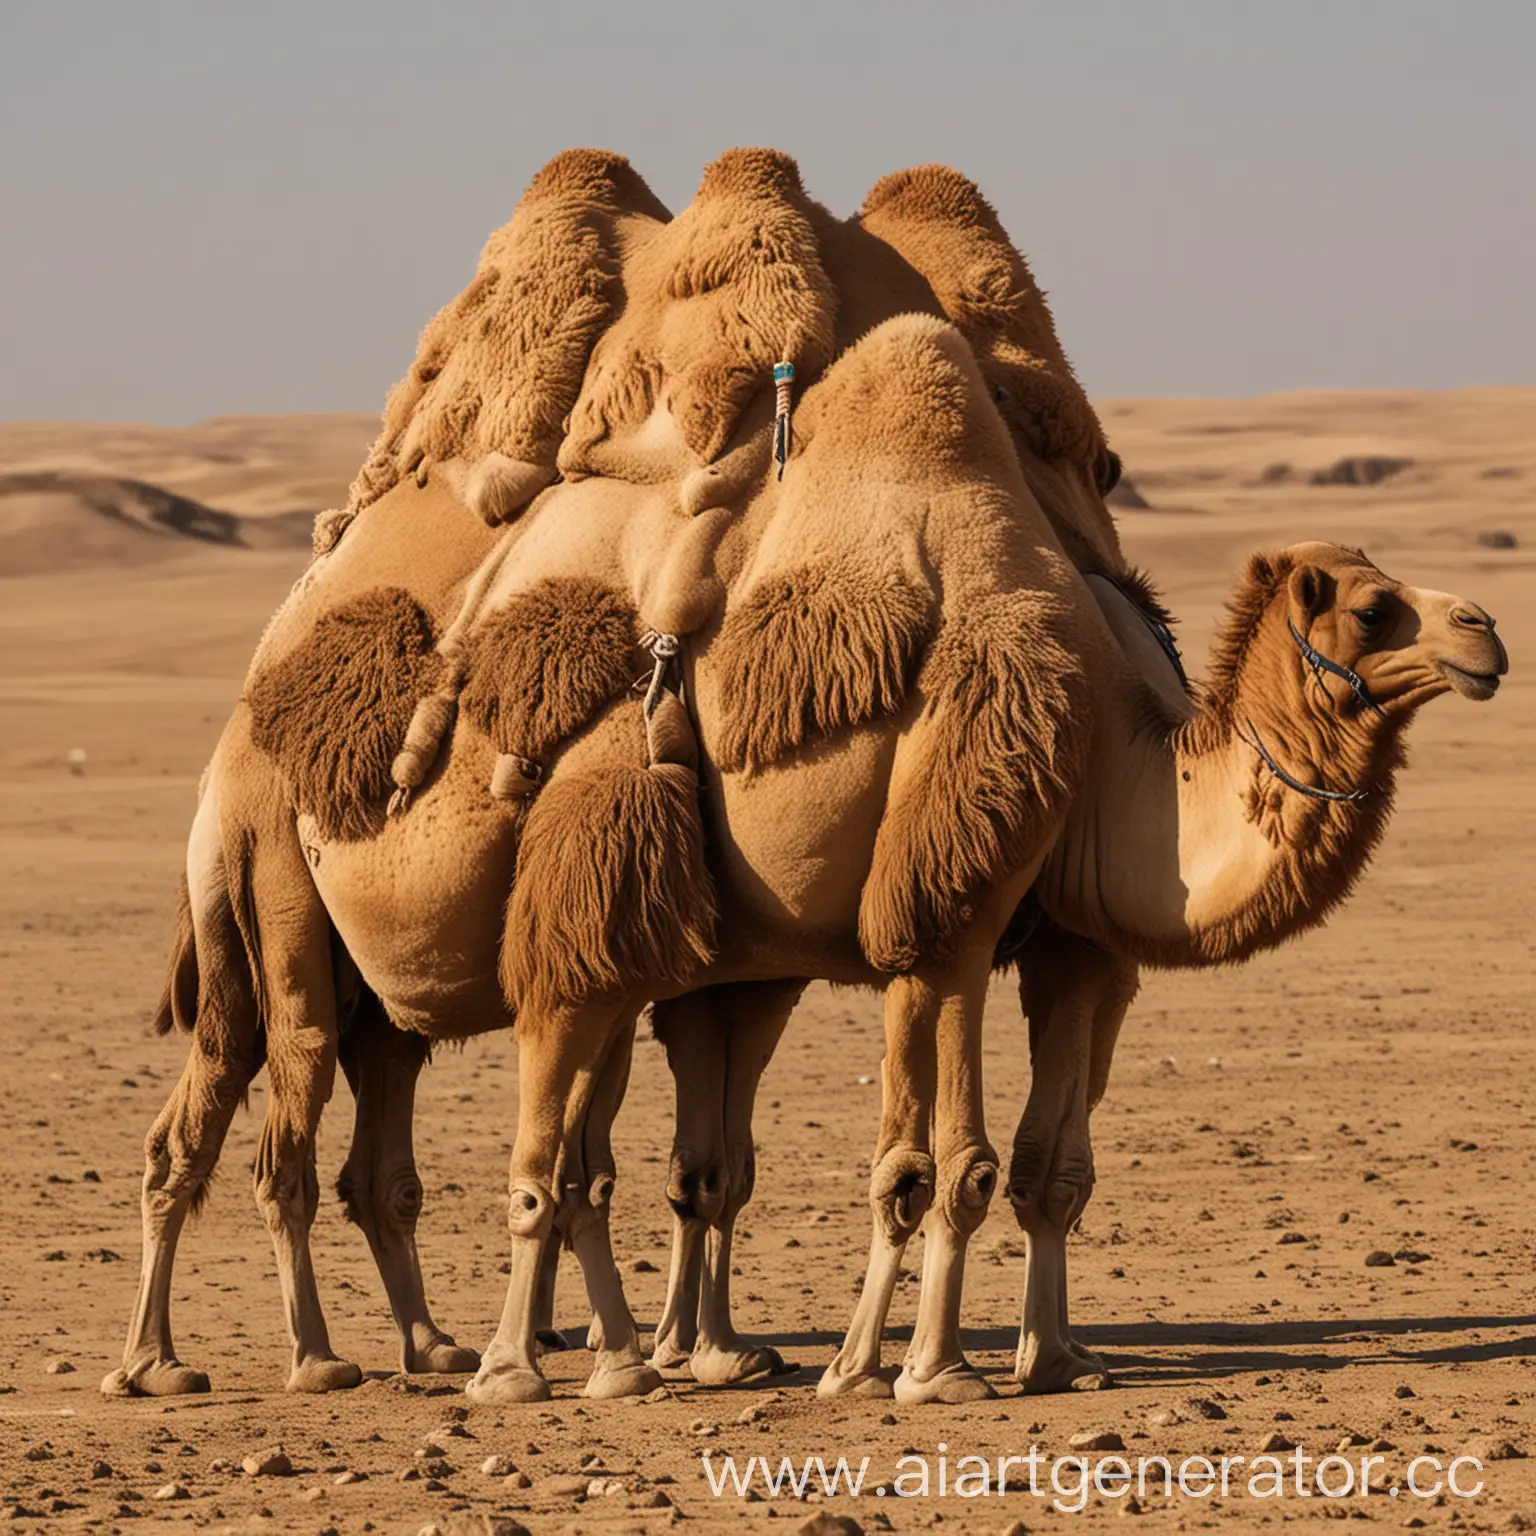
[1438,660,1501,701]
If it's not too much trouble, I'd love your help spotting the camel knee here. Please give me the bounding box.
[935,1145,999,1238]
[1008,1128,1093,1230]
[722,1143,758,1219]
[869,1148,935,1244]
[666,1148,726,1225]
[337,1162,422,1239]
[507,1178,557,1242]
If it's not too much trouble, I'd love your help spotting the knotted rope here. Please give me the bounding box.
[772,361,795,481]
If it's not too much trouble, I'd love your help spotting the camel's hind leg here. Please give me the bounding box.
[1008,933,1137,1393]
[336,994,478,1375]
[655,981,801,1385]
[104,787,261,1398]
[468,1000,647,1403]
[234,803,361,1394]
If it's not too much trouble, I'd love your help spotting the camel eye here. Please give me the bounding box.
[993,384,1014,406]
[1352,600,1390,631]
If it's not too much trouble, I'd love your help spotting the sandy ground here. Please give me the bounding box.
[1,391,1533,1534]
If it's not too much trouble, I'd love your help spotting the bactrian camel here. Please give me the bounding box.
[104,150,1506,1407]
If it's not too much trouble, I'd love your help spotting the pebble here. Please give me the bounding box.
[641,1385,675,1404]
[796,1514,863,1536]
[419,1457,454,1479]
[1187,1398,1228,1421]
[1069,1429,1125,1452]
[1394,1384,1416,1399]
[90,1460,112,1479]
[417,1441,448,1459]
[333,1470,365,1484]
[545,1474,591,1499]
[44,1358,74,1375]
[738,1405,764,1424]
[1259,1432,1296,1453]
[302,1487,325,1502]
[879,1413,897,1427]
[1364,1249,1396,1268]
[243,1448,294,1477]
[687,1417,719,1436]
[151,1482,188,1501]
[587,1475,627,1498]
[1147,1406,1184,1427]
[480,1454,514,1477]
[1468,1437,1523,1461]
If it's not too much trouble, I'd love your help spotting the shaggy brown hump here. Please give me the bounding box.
[712,564,937,772]
[501,762,718,1018]
[859,593,1090,971]
[247,588,443,841]
[458,579,639,761]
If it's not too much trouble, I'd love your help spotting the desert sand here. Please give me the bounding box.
[1,390,1532,1532]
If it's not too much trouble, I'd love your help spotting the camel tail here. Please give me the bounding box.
[152,874,199,1036]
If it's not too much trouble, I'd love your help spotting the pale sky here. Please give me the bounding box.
[2,0,1531,422]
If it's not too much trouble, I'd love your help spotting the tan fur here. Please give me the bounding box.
[712,563,937,773]
[458,578,639,761]
[247,588,443,841]
[858,165,1122,574]
[859,592,1090,972]
[348,150,670,517]
[152,874,199,1036]
[560,148,838,482]
[501,759,718,1018]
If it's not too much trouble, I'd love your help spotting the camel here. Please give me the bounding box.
[103,149,1507,1409]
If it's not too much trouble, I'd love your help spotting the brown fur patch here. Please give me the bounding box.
[859,593,1090,971]
[348,150,669,514]
[561,148,838,480]
[247,588,443,841]
[153,873,199,1036]
[501,762,718,1017]
[712,564,937,772]
[458,579,639,761]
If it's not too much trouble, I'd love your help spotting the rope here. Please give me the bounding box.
[639,630,681,720]
[772,361,795,481]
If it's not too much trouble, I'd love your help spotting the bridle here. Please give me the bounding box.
[1241,618,1385,804]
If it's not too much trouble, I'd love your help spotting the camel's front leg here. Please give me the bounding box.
[468,1000,637,1403]
[819,974,940,1399]
[1009,934,1136,1393]
[336,997,478,1375]
[895,961,1001,1405]
[570,1019,663,1399]
[690,980,801,1384]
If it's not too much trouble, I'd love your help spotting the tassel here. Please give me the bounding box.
[772,361,795,481]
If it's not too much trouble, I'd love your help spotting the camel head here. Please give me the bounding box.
[1210,541,1508,735]
[1266,541,1507,712]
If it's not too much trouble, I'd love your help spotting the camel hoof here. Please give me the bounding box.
[585,1360,664,1400]
[690,1343,785,1386]
[409,1337,481,1375]
[100,1360,211,1399]
[648,1336,693,1373]
[816,1366,896,1400]
[466,1364,552,1404]
[287,1356,364,1394]
[894,1361,997,1405]
[1016,1341,1113,1395]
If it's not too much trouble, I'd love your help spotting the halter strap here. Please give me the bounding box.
[1287,618,1385,717]
[1239,718,1372,804]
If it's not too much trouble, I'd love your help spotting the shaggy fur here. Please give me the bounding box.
[458,578,639,761]
[348,150,669,516]
[859,593,1090,972]
[152,874,199,1036]
[712,563,937,772]
[501,761,719,1018]
[560,148,838,480]
[248,589,444,841]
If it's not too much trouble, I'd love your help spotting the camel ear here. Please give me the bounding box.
[1287,563,1332,621]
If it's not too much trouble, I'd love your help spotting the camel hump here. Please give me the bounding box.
[524,147,670,220]
[559,145,838,481]
[347,150,670,524]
